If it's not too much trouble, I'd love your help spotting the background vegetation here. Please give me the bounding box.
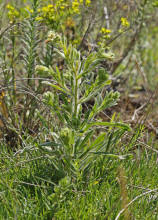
[0,0,158,219]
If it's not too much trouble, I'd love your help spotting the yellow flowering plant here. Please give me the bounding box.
[36,0,91,29]
[5,0,93,49]
[6,3,37,22]
[6,4,20,23]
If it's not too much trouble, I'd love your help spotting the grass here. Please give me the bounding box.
[0,0,158,219]
[0,146,157,219]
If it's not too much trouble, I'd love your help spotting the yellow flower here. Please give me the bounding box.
[40,4,55,21]
[6,4,14,10]
[121,17,130,27]
[85,0,91,6]
[100,28,111,34]
[35,16,43,21]
[25,5,33,14]
[100,28,111,39]
[6,4,20,22]
[47,4,54,9]
[72,0,80,14]
[60,6,65,9]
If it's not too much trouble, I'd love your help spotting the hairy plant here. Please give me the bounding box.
[37,34,131,184]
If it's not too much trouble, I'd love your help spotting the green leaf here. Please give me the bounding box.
[89,153,132,160]
[84,122,131,132]
[39,141,59,147]
[42,81,70,95]
[77,130,94,150]
[89,132,106,149]
[79,133,106,159]
[78,80,111,104]
[54,48,65,59]
[98,68,109,83]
